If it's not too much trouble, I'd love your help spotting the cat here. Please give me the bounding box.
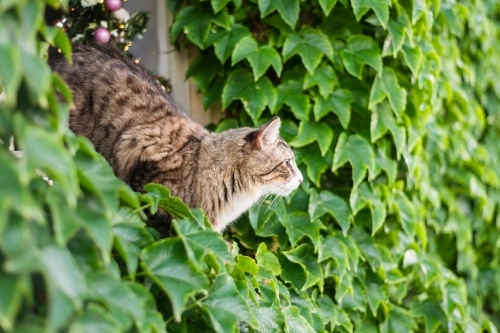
[49,42,303,232]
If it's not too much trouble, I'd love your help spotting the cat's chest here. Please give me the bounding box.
[213,192,261,232]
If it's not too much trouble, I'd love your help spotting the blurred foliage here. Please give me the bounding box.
[1,0,500,332]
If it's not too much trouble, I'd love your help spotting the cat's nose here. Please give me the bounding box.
[298,177,303,184]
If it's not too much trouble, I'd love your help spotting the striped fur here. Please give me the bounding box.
[49,43,302,232]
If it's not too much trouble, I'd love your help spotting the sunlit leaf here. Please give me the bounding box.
[283,244,323,291]
[314,89,352,128]
[282,306,316,333]
[309,189,351,235]
[284,212,326,249]
[369,67,407,119]
[290,120,333,156]
[272,80,309,121]
[200,274,259,332]
[222,68,276,123]
[341,35,382,79]
[380,306,417,333]
[283,29,333,73]
[351,0,391,28]
[258,0,300,28]
[232,36,282,80]
[304,64,339,99]
[141,238,209,321]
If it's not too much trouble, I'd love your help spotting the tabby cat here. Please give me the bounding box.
[49,43,303,232]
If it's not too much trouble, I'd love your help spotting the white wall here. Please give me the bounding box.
[124,0,221,126]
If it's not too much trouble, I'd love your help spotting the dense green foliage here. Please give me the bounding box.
[1,0,500,333]
[169,0,500,331]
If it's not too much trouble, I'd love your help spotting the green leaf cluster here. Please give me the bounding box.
[171,0,500,331]
[3,0,500,331]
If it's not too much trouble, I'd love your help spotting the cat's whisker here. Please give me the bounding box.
[294,151,304,162]
[265,195,279,213]
[267,186,286,211]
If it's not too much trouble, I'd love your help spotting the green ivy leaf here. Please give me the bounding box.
[283,29,333,74]
[272,80,309,121]
[210,0,231,13]
[256,243,282,275]
[258,0,300,28]
[23,125,78,206]
[222,68,276,123]
[236,255,259,275]
[332,133,375,188]
[332,306,354,331]
[351,0,391,28]
[171,5,215,49]
[0,45,22,106]
[303,64,339,99]
[282,306,316,333]
[350,183,386,235]
[314,89,353,128]
[208,24,252,63]
[410,299,446,333]
[22,52,51,104]
[69,304,119,333]
[387,10,411,57]
[113,220,154,277]
[370,102,406,158]
[0,153,34,221]
[357,318,379,333]
[40,244,87,330]
[317,295,335,326]
[280,257,308,291]
[290,120,334,156]
[309,189,352,235]
[375,148,397,185]
[380,305,417,333]
[318,0,338,15]
[392,192,417,239]
[369,67,407,119]
[254,307,284,333]
[86,272,145,331]
[200,274,259,332]
[340,35,382,79]
[141,238,209,322]
[301,144,328,187]
[202,76,225,110]
[144,184,197,221]
[53,28,72,62]
[412,0,426,24]
[402,42,422,76]
[0,273,23,332]
[232,37,282,80]
[363,280,387,317]
[318,236,349,280]
[186,53,224,92]
[174,220,232,266]
[284,212,325,250]
[284,244,323,291]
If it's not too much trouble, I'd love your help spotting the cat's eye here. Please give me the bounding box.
[285,160,292,168]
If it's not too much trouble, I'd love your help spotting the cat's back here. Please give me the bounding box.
[49,43,208,183]
[49,42,184,120]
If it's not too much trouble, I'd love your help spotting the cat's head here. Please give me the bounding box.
[239,117,303,196]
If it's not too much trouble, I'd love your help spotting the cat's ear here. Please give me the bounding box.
[253,116,281,149]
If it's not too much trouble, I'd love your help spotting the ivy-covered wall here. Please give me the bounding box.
[169,0,500,331]
[1,0,500,332]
